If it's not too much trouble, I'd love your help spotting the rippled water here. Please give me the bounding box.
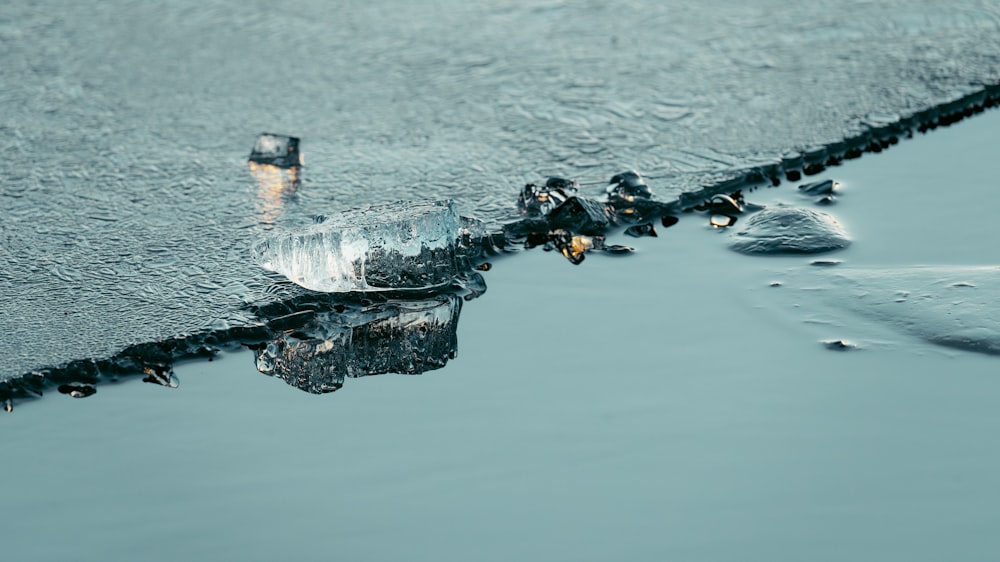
[2,0,1000,386]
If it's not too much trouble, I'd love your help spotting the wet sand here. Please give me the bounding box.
[3,111,1000,561]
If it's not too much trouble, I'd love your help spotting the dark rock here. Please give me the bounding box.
[600,244,635,255]
[548,229,603,264]
[607,170,654,201]
[823,339,858,351]
[548,196,611,235]
[57,383,96,398]
[707,194,743,214]
[624,223,658,238]
[798,179,837,195]
[518,177,579,216]
[142,364,179,388]
[803,163,825,175]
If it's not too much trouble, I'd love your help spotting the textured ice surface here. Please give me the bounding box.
[729,207,850,255]
[2,0,1000,383]
[252,200,464,292]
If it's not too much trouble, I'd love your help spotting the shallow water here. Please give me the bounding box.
[3,108,1000,561]
[5,3,1000,557]
[3,1,1000,385]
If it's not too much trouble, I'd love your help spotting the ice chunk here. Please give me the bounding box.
[252,200,468,293]
[253,296,462,393]
[798,178,838,195]
[248,133,302,168]
[57,383,96,398]
[624,223,657,238]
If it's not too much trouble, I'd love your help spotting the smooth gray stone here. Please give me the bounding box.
[729,207,850,254]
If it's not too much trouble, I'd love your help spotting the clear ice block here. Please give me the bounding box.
[248,133,302,168]
[251,200,468,293]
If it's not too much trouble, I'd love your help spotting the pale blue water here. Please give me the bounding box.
[4,3,1000,559]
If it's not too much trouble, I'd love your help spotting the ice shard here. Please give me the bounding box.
[252,200,472,293]
[248,133,302,168]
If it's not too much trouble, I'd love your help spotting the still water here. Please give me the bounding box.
[4,102,1000,562]
[4,3,1000,559]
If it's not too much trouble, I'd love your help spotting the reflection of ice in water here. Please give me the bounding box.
[251,200,470,293]
[254,295,462,394]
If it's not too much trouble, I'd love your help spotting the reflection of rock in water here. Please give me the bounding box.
[253,295,462,394]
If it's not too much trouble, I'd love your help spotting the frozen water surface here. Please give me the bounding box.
[1,0,1000,385]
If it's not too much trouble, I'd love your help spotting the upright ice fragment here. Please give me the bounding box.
[252,200,469,293]
[248,133,302,168]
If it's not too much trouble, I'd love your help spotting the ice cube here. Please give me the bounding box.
[251,200,468,293]
[248,133,302,168]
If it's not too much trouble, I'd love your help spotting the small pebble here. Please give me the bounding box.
[57,383,97,398]
[601,244,635,255]
[822,339,858,351]
[710,214,737,228]
[625,223,657,237]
